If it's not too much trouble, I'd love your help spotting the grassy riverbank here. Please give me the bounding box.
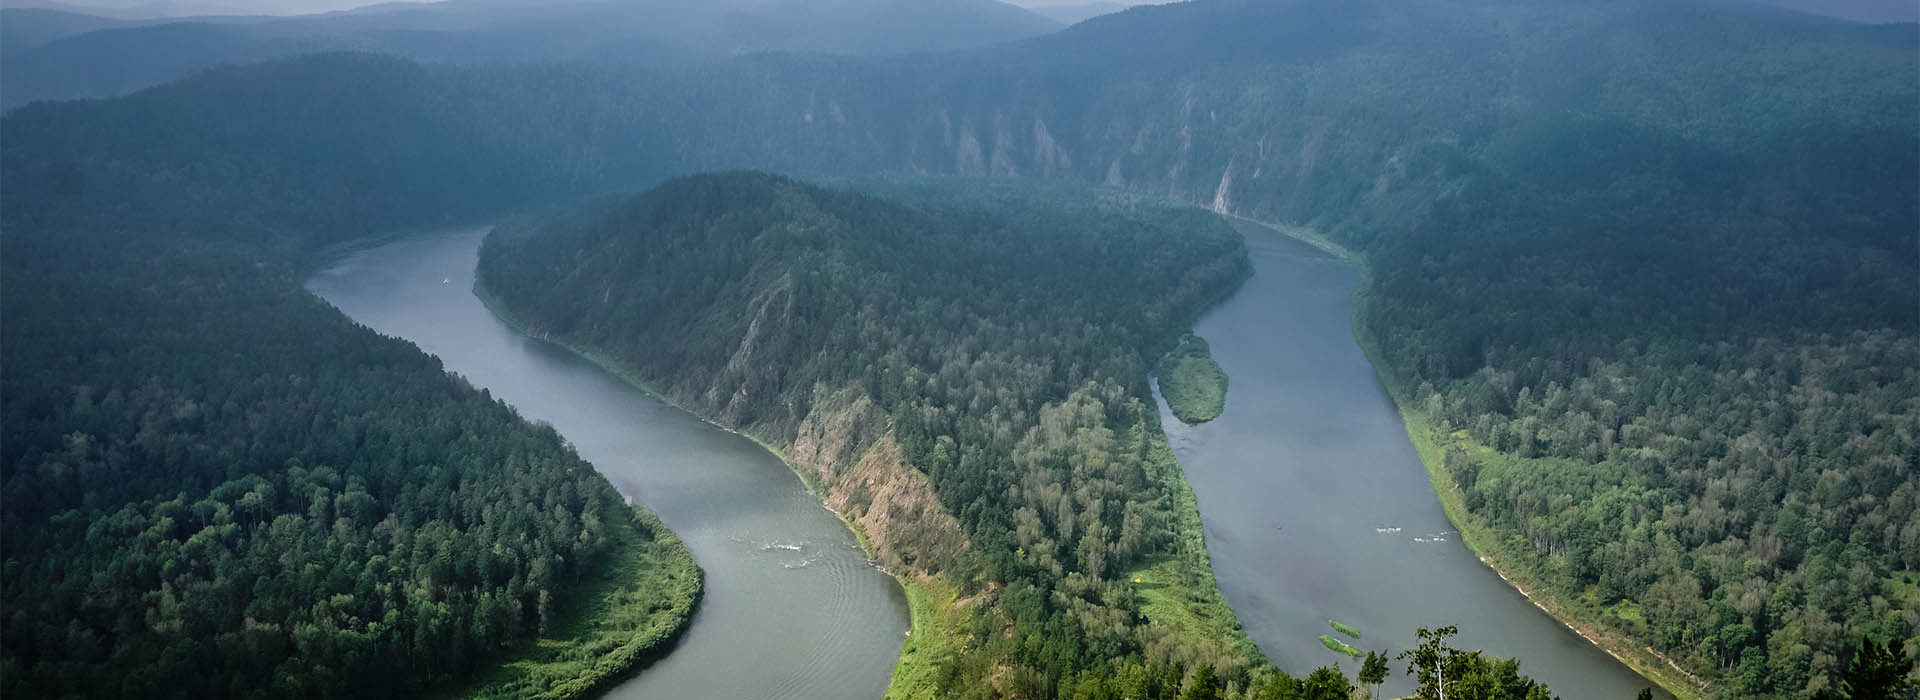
[1157,335,1229,424]
[1225,212,1699,699]
[1344,299,1707,700]
[449,507,702,700]
[1130,427,1270,674]
[883,576,971,700]
[1394,411,1709,700]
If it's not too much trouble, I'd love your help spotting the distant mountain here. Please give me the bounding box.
[1023,1,1132,25]
[0,7,128,55]
[0,0,1061,108]
[1748,0,1918,23]
[2,0,1914,697]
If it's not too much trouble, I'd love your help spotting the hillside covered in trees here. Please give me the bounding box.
[478,172,1267,697]
[0,63,702,700]
[1,0,1914,696]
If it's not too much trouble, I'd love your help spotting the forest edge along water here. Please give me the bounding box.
[306,217,1675,700]
[306,229,908,700]
[1154,216,1675,700]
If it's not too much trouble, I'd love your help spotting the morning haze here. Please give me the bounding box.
[2,1,1914,700]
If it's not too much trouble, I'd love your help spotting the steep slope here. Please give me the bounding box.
[651,7,1918,692]
[2,0,1914,695]
[478,172,1268,697]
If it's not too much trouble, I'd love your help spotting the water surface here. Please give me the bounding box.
[1160,220,1670,700]
[308,229,907,700]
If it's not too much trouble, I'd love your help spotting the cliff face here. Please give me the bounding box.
[476,172,1267,692]
[788,388,969,576]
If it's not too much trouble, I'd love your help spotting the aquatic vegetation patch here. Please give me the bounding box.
[1329,620,1361,640]
[1319,634,1364,658]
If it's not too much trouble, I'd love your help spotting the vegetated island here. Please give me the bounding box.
[1157,334,1229,424]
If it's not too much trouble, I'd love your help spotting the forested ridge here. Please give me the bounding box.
[479,172,1271,697]
[0,59,701,698]
[1,0,1914,696]
[477,172,1599,700]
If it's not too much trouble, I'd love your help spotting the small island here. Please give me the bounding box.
[1158,335,1229,424]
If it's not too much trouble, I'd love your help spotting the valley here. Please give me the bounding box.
[308,230,910,700]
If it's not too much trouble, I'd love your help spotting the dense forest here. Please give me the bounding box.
[479,172,1264,697]
[0,63,700,700]
[475,172,1619,700]
[2,0,1915,696]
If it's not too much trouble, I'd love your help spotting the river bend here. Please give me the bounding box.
[308,229,907,700]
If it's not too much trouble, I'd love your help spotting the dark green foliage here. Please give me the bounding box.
[456,508,701,700]
[0,237,667,698]
[1358,650,1390,693]
[0,0,1912,695]
[1399,626,1560,700]
[1182,665,1221,700]
[1157,335,1229,425]
[478,172,1254,696]
[1836,637,1916,700]
[0,57,697,700]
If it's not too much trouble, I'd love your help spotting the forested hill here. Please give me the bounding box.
[3,0,1915,696]
[479,172,1281,696]
[0,59,699,700]
[0,0,1060,108]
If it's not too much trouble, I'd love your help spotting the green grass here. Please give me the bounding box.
[1354,315,1710,700]
[1329,620,1361,640]
[883,576,970,700]
[1319,635,1365,658]
[1157,335,1229,424]
[447,506,702,700]
[1226,218,1710,700]
[1126,425,1269,675]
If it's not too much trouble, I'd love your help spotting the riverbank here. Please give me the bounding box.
[1132,424,1271,674]
[478,239,1264,696]
[1390,407,1710,700]
[446,506,702,700]
[1218,212,1697,699]
[477,277,963,697]
[1336,281,1708,700]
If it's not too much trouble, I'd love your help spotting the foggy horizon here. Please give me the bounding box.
[3,0,1162,21]
[11,0,1916,24]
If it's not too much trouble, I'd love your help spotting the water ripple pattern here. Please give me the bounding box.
[307,229,907,700]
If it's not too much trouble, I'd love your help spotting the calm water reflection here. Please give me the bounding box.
[308,229,907,700]
[1158,220,1669,700]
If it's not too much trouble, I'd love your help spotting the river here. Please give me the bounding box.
[307,221,1667,700]
[1157,220,1672,700]
[306,229,908,700]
